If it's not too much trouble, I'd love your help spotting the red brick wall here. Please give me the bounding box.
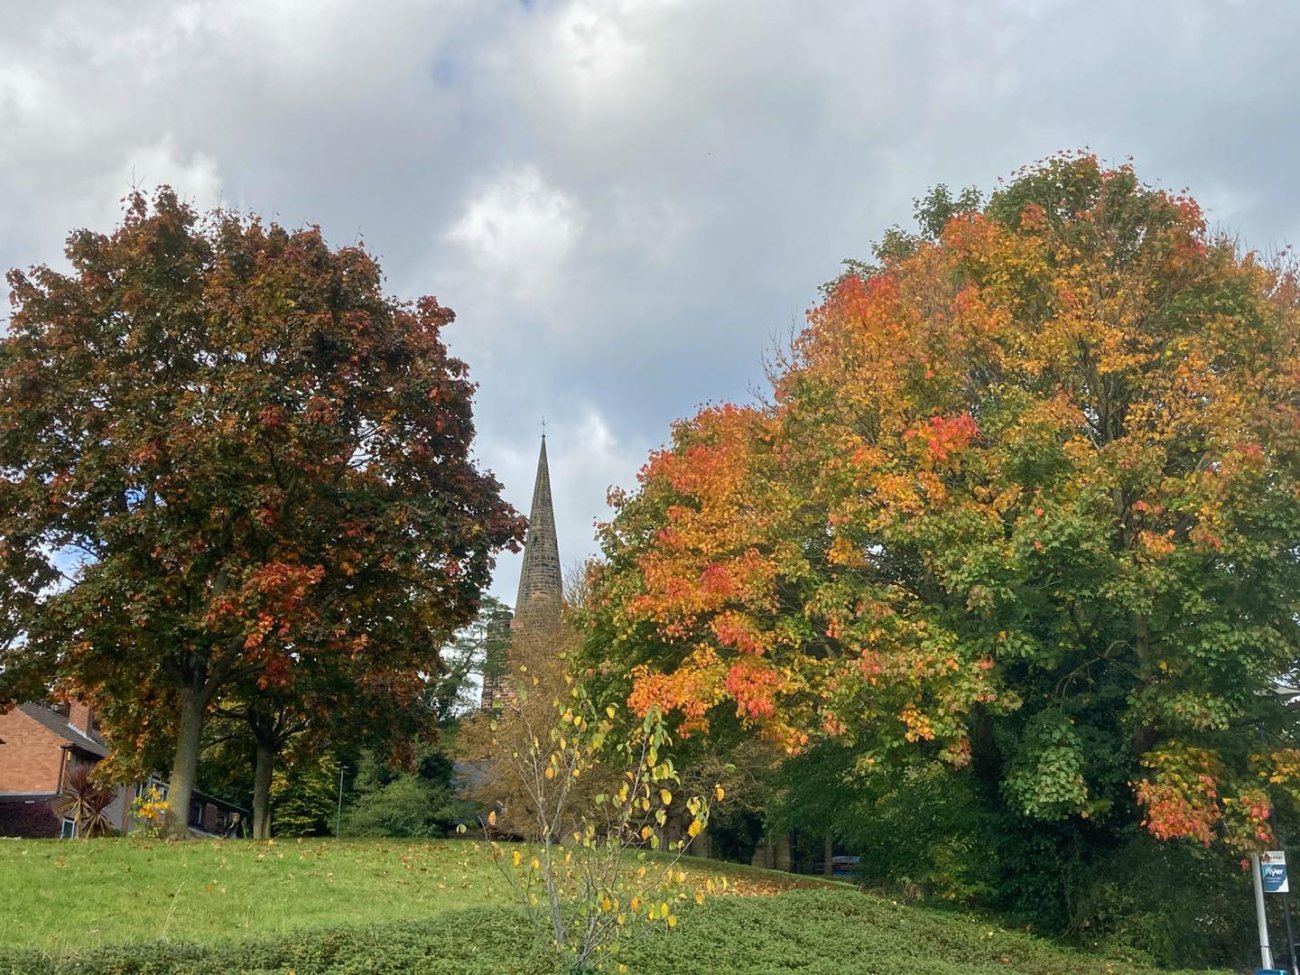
[0,709,67,794]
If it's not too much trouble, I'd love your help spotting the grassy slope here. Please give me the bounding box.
[0,838,828,949]
[0,839,1227,974]
[0,838,508,948]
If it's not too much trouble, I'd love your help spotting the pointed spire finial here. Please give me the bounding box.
[513,431,562,631]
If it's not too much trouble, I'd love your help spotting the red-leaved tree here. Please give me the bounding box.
[0,189,524,837]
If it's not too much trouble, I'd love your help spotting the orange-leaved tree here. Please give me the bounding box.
[589,155,1300,867]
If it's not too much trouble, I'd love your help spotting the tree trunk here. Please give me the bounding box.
[693,826,712,860]
[165,685,205,839]
[774,831,792,872]
[253,740,274,840]
[824,833,834,877]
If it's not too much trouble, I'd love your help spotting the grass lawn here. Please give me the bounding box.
[0,837,503,948]
[0,838,1230,974]
[0,837,828,950]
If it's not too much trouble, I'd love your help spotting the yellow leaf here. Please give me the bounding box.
[487,810,497,827]
[667,914,678,928]
[544,766,555,780]
[687,820,702,837]
[640,826,653,840]
[715,785,725,801]
[694,892,705,905]
[660,789,673,806]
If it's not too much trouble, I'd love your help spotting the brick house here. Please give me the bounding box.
[0,700,246,838]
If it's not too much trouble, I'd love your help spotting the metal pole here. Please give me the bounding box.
[335,765,345,839]
[1255,852,1275,970]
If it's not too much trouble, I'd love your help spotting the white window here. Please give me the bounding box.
[134,778,169,801]
[60,817,76,839]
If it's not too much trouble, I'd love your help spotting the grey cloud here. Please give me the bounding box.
[3,0,1299,604]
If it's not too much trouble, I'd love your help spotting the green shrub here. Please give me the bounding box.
[342,775,469,838]
[1062,832,1255,969]
[0,889,1225,975]
[0,909,544,975]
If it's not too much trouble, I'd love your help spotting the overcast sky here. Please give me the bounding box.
[3,0,1299,606]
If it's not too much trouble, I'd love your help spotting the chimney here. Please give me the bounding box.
[67,699,94,736]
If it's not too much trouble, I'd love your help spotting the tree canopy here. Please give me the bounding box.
[588,154,1300,855]
[0,188,524,835]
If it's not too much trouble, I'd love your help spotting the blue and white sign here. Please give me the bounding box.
[1261,851,1288,894]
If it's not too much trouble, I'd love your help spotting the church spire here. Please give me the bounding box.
[512,433,562,631]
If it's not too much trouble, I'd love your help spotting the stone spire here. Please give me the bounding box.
[481,433,564,711]
[512,433,562,632]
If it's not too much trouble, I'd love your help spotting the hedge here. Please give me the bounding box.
[0,889,1225,975]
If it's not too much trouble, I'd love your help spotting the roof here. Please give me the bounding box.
[16,703,110,759]
[191,789,249,815]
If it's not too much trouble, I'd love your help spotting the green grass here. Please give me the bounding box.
[0,837,510,949]
[0,838,828,950]
[0,839,1230,974]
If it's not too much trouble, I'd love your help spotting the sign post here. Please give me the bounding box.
[1253,851,1297,975]
[1255,853,1276,971]
[1260,852,1298,975]
[1264,852,1290,895]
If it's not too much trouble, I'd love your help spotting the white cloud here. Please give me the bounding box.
[445,165,585,303]
[118,138,224,209]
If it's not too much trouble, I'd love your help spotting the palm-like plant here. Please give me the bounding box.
[56,764,117,838]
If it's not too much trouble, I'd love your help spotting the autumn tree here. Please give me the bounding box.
[0,189,524,837]
[458,618,590,835]
[588,155,1300,934]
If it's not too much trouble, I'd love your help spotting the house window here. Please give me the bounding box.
[134,778,169,801]
[60,817,76,839]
